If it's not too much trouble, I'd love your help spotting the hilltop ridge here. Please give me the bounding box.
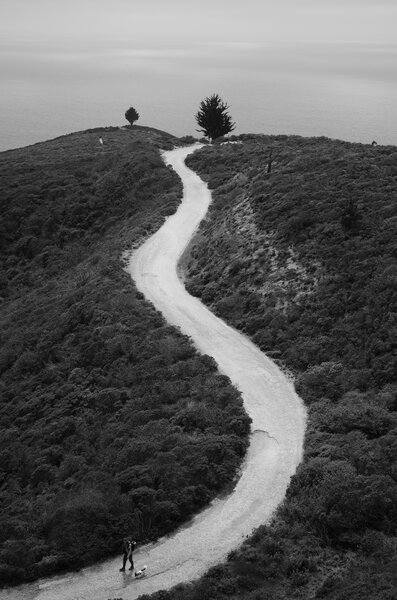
[171,134,397,600]
[1,127,396,598]
[0,127,249,585]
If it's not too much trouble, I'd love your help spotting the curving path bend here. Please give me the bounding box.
[0,145,306,600]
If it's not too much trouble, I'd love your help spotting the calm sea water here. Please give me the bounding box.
[1,40,396,151]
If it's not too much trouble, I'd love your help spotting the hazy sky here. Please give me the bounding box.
[1,0,397,148]
[1,0,396,45]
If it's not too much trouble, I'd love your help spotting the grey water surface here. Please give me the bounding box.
[1,40,396,150]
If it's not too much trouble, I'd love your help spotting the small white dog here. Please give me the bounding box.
[135,565,147,578]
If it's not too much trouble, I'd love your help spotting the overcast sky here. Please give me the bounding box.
[1,0,396,45]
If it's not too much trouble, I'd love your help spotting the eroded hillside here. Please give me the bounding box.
[162,135,397,600]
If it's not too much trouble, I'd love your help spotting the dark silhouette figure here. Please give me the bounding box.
[120,538,137,572]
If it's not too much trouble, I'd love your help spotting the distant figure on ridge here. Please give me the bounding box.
[120,537,137,572]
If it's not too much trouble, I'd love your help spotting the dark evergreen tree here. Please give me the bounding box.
[195,94,235,142]
[125,106,140,126]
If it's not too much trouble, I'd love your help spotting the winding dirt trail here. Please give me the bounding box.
[0,145,306,600]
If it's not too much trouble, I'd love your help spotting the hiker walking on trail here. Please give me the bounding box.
[120,538,137,572]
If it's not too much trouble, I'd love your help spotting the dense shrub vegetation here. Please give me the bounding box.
[0,127,250,585]
[152,135,397,599]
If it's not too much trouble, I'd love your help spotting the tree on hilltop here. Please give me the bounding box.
[125,106,140,127]
[195,94,235,142]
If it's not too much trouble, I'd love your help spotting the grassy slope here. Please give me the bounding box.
[0,127,250,585]
[143,135,397,600]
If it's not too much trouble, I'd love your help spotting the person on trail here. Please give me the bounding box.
[120,538,137,572]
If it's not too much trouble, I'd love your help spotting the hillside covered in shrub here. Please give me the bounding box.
[146,135,397,600]
[0,128,250,585]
